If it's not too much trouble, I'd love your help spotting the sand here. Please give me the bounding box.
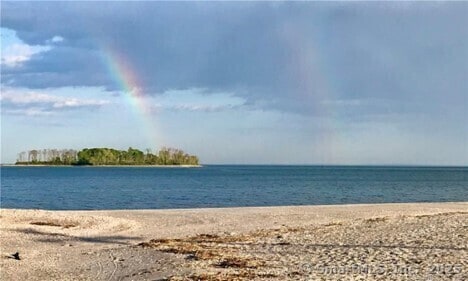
[1,202,467,280]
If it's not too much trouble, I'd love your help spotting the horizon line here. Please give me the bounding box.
[1,163,467,168]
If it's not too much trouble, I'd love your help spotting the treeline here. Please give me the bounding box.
[16,149,78,165]
[16,147,199,166]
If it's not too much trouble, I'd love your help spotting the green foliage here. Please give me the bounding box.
[16,147,199,166]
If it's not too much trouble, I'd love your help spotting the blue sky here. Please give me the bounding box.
[1,2,467,165]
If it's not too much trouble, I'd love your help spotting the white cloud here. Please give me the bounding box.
[3,108,54,117]
[146,88,246,113]
[172,104,242,112]
[0,29,61,68]
[1,90,108,108]
[152,103,242,113]
[51,35,64,43]
[1,88,109,116]
[46,35,64,44]
[1,43,51,67]
[321,99,363,106]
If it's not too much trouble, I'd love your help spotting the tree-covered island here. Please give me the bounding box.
[15,147,200,166]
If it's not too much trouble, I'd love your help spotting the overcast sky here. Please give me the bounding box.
[1,1,467,165]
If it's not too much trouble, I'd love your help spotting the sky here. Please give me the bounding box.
[1,1,467,165]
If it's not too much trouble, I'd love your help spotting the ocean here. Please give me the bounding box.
[1,165,467,210]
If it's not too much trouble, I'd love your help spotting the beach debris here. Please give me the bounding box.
[169,271,278,281]
[140,212,468,281]
[324,221,343,227]
[9,252,21,260]
[216,258,249,268]
[185,253,199,261]
[138,232,267,274]
[364,217,388,223]
[30,220,77,228]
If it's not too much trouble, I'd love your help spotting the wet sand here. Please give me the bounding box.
[1,202,467,280]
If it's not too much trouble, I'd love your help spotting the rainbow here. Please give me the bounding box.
[100,46,162,149]
[279,25,340,163]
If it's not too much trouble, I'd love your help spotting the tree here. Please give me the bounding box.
[29,150,39,163]
[17,147,199,166]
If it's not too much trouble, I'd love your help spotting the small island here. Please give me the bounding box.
[15,147,200,166]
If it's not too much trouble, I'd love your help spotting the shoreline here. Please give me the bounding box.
[3,164,467,168]
[2,164,203,168]
[2,202,467,280]
[2,201,467,212]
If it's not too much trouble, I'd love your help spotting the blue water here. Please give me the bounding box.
[1,165,467,210]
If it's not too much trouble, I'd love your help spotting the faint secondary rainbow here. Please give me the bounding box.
[279,24,341,163]
[100,46,162,148]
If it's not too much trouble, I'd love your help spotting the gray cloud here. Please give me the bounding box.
[1,1,467,119]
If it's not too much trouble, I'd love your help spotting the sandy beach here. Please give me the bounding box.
[1,202,467,280]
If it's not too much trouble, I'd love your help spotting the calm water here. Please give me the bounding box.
[1,165,467,210]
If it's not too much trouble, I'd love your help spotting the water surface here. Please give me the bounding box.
[1,165,467,210]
